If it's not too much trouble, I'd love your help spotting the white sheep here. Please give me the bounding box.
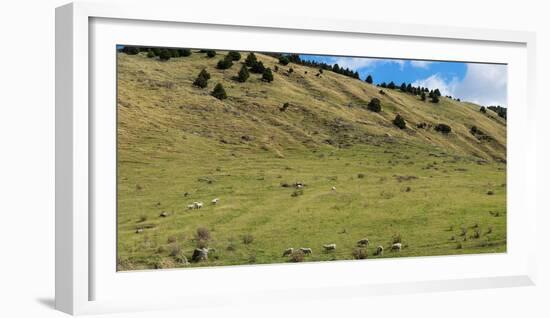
[194,202,203,209]
[300,247,312,255]
[331,186,336,191]
[211,198,220,205]
[187,204,195,209]
[391,243,402,251]
[357,238,370,246]
[323,243,336,251]
[376,245,384,255]
[282,248,294,257]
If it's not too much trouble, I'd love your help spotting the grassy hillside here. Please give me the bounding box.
[116,50,506,270]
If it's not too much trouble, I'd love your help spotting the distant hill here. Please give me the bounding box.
[117,50,506,162]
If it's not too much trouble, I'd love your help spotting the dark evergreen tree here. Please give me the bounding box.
[380,82,387,88]
[262,68,274,82]
[393,114,406,129]
[388,81,396,89]
[159,49,171,61]
[198,69,211,80]
[122,46,139,55]
[216,56,234,70]
[193,75,208,88]
[179,48,192,57]
[480,106,487,113]
[237,65,249,83]
[421,92,427,101]
[332,64,340,73]
[146,51,155,58]
[245,52,257,67]
[250,61,266,74]
[431,94,440,103]
[366,75,373,84]
[400,82,407,92]
[279,56,290,65]
[367,98,382,112]
[227,51,241,61]
[211,83,227,100]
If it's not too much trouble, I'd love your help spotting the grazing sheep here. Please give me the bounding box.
[282,247,294,257]
[194,202,203,209]
[331,186,336,191]
[159,212,168,217]
[296,184,303,189]
[211,198,220,205]
[135,228,143,234]
[357,238,370,246]
[187,204,195,210]
[323,243,336,251]
[391,243,402,251]
[191,248,209,262]
[300,247,312,255]
[375,245,384,255]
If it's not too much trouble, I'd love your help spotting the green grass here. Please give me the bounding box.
[116,50,506,270]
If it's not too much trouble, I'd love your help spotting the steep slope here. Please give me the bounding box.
[117,51,506,163]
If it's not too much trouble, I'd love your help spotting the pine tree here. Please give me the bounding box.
[227,51,241,61]
[198,69,211,80]
[237,65,250,83]
[158,49,171,61]
[216,56,234,70]
[388,81,396,89]
[421,92,427,101]
[262,68,274,82]
[431,94,440,103]
[179,48,192,57]
[211,83,227,100]
[245,52,257,67]
[366,75,373,84]
[193,69,210,88]
[250,61,266,74]
[279,56,290,65]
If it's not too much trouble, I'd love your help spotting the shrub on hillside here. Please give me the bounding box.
[379,90,386,95]
[279,55,290,65]
[431,94,440,103]
[158,49,171,61]
[387,81,396,89]
[367,98,382,112]
[122,46,140,55]
[245,52,257,67]
[227,51,241,61]
[480,106,487,113]
[393,114,407,129]
[250,61,266,74]
[216,56,234,69]
[421,92,427,101]
[146,51,155,58]
[198,68,211,80]
[193,69,210,88]
[211,83,227,100]
[434,123,452,134]
[204,50,216,58]
[237,65,250,83]
[178,48,192,57]
[288,67,294,74]
[262,68,274,82]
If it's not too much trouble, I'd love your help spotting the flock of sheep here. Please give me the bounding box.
[281,238,402,259]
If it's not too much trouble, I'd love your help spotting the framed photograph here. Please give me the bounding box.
[56,2,537,315]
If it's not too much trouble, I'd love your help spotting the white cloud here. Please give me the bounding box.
[410,60,433,69]
[412,64,507,107]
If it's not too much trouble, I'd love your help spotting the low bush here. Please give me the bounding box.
[211,83,227,100]
[250,61,266,74]
[227,51,241,61]
[216,56,233,69]
[262,68,274,82]
[158,49,171,61]
[367,98,382,112]
[237,65,249,83]
[434,123,452,134]
[122,46,140,55]
[178,48,192,57]
[393,114,406,129]
[244,52,257,67]
[279,55,290,65]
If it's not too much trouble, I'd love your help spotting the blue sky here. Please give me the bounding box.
[300,55,507,107]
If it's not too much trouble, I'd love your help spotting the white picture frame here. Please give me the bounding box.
[56,1,537,315]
